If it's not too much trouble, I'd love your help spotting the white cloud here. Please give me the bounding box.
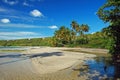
[0,7,45,24]
[3,0,18,5]
[1,18,10,23]
[0,23,44,28]
[23,2,30,6]
[49,25,58,29]
[0,31,37,36]
[0,31,41,40]
[30,9,43,17]
[0,7,7,12]
[91,32,96,34]
[0,23,58,30]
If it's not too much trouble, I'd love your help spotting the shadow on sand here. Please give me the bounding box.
[0,52,63,65]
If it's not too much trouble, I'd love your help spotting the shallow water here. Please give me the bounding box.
[81,57,120,80]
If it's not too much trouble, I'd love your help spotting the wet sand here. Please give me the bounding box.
[0,47,97,80]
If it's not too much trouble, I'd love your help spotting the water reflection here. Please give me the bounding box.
[78,57,120,80]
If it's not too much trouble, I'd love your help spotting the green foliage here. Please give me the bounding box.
[71,21,89,36]
[97,0,120,55]
[97,0,120,22]
[0,37,53,47]
[54,26,76,46]
[0,31,113,49]
[76,37,89,45]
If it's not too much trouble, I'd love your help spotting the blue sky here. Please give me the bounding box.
[0,0,107,40]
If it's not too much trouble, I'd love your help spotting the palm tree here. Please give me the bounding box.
[71,21,80,34]
[81,24,89,32]
[80,24,89,36]
[71,21,77,30]
[70,30,76,43]
[54,26,73,45]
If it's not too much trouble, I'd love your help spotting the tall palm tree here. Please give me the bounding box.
[71,21,80,34]
[71,21,77,30]
[81,24,89,32]
[70,30,76,43]
[80,24,89,36]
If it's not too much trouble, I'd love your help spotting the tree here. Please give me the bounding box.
[71,21,89,36]
[80,24,89,36]
[54,26,75,46]
[71,21,90,45]
[101,27,111,38]
[97,0,120,63]
[97,0,120,53]
[70,30,76,43]
[71,21,80,35]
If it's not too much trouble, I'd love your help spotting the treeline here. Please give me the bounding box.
[0,37,53,46]
[53,21,111,49]
[0,21,111,49]
[53,21,89,47]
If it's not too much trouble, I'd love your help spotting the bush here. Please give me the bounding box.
[76,38,89,44]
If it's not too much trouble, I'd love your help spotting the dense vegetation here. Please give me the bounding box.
[0,25,111,49]
[97,0,120,55]
[0,37,53,46]
[53,21,110,49]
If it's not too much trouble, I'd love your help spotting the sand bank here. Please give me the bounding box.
[23,47,96,74]
[0,47,98,80]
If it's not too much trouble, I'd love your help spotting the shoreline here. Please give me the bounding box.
[23,47,96,74]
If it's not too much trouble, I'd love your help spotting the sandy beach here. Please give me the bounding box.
[24,47,96,74]
[0,47,104,80]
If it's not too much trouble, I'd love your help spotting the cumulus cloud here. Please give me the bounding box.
[0,31,41,40]
[30,9,43,17]
[1,18,10,23]
[49,25,58,29]
[3,0,18,5]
